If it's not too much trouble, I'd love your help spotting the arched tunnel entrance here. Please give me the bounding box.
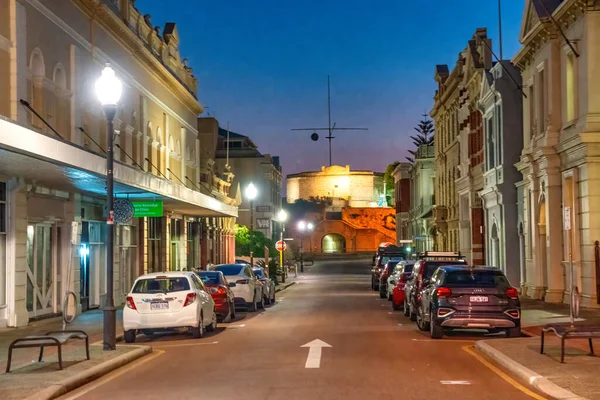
[321,233,346,254]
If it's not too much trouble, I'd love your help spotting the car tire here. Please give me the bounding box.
[430,314,443,339]
[506,327,521,338]
[379,289,386,299]
[191,313,205,338]
[403,299,410,317]
[258,295,265,309]
[271,291,276,304]
[230,301,236,320]
[409,305,417,322]
[387,293,393,301]
[392,301,401,311]
[124,330,136,343]
[248,298,257,312]
[264,294,271,306]
[207,309,217,332]
[416,307,430,331]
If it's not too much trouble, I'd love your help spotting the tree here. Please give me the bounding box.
[235,224,275,257]
[383,161,400,206]
[406,114,435,163]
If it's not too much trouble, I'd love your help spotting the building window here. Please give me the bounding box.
[147,217,162,273]
[486,117,495,170]
[496,103,503,166]
[537,69,546,133]
[565,52,576,123]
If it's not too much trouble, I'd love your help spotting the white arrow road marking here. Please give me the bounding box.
[440,381,471,385]
[301,339,332,369]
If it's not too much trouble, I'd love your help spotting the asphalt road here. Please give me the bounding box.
[59,257,542,400]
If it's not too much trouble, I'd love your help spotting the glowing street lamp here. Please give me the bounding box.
[96,64,122,351]
[245,182,258,267]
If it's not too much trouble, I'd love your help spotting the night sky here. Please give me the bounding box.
[139,0,525,175]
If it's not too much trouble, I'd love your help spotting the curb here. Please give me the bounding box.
[275,282,297,293]
[474,340,590,400]
[25,345,152,400]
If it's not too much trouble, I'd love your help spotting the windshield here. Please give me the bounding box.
[214,265,245,276]
[132,277,190,294]
[198,272,221,285]
[444,270,510,287]
[381,256,403,265]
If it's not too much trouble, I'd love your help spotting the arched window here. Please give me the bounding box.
[156,127,163,144]
[175,139,181,155]
[168,135,175,152]
[185,146,191,161]
[29,48,45,129]
[52,64,68,139]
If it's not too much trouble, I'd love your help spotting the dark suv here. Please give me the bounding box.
[417,265,521,339]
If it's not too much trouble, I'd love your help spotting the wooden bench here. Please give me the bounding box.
[540,323,600,363]
[6,330,90,372]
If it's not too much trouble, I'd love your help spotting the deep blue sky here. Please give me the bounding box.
[140,0,526,175]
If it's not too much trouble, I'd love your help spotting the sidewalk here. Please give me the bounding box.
[476,298,600,400]
[0,309,151,400]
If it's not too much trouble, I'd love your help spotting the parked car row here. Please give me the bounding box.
[372,251,522,339]
[122,263,277,343]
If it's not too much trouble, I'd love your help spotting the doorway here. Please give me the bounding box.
[26,223,58,318]
[322,233,346,254]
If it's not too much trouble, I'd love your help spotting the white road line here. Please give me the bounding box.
[227,324,246,328]
[388,312,393,315]
[440,380,471,385]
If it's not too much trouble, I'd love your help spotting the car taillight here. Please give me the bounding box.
[126,296,136,310]
[506,288,519,299]
[436,287,452,298]
[184,292,197,307]
[236,279,249,284]
[216,286,227,295]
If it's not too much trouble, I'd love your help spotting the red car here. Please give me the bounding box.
[198,271,236,322]
[392,263,414,311]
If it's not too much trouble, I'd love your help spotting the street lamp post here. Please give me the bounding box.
[95,64,122,351]
[245,183,258,268]
[277,209,288,282]
[297,221,314,273]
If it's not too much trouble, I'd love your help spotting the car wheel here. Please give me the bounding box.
[264,294,271,306]
[258,295,265,309]
[207,309,217,332]
[191,313,205,338]
[430,313,443,339]
[379,288,386,299]
[387,292,393,301]
[124,330,136,343]
[392,300,401,311]
[409,303,417,322]
[416,307,429,331]
[248,298,257,312]
[506,327,521,338]
[271,291,276,304]
[230,301,236,320]
[403,299,410,317]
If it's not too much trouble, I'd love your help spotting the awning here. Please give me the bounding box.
[0,117,237,218]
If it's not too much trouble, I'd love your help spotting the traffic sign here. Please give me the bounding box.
[276,240,287,252]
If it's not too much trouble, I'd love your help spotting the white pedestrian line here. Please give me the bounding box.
[227,324,246,328]
[440,381,471,385]
[388,312,393,315]
[301,339,332,369]
[152,341,219,348]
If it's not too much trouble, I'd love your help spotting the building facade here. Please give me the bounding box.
[287,165,385,208]
[478,61,524,287]
[408,145,435,253]
[213,126,282,240]
[514,0,600,307]
[455,28,491,265]
[0,0,238,327]
[431,65,460,253]
[391,163,411,244]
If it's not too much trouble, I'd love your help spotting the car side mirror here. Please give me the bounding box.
[228,282,237,288]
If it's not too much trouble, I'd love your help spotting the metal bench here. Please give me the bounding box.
[6,330,90,372]
[540,323,600,363]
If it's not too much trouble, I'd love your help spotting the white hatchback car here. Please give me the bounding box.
[123,271,217,343]
[210,264,264,311]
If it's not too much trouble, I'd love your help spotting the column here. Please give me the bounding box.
[545,170,565,303]
[6,178,28,327]
[200,218,208,268]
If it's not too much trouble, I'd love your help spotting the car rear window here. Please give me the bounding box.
[382,256,403,265]
[403,264,414,273]
[253,269,265,278]
[198,272,221,285]
[132,277,190,293]
[214,265,244,276]
[444,270,510,287]
[423,261,465,278]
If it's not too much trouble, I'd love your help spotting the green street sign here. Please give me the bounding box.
[132,201,163,217]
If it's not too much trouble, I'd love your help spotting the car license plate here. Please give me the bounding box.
[470,296,488,303]
[151,301,169,310]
